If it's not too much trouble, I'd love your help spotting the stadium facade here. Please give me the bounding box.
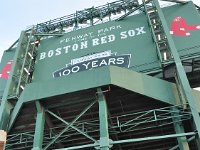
[0,0,200,149]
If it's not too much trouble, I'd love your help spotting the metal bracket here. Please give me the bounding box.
[94,139,113,149]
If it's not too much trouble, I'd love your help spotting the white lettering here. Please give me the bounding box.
[98,25,122,34]
[92,60,98,68]
[55,48,62,56]
[39,52,46,60]
[72,36,76,41]
[82,62,91,69]
[101,36,107,44]
[110,26,115,30]
[93,35,116,46]
[99,59,107,66]
[63,45,71,53]
[63,69,71,76]
[116,57,125,64]
[48,50,54,58]
[128,30,135,37]
[59,72,62,77]
[77,35,83,39]
[108,35,115,42]
[120,31,127,39]
[72,66,80,73]
[98,29,104,34]
[136,26,146,35]
[108,58,116,65]
[92,38,99,46]
[39,26,145,61]
[89,32,93,36]
[116,25,122,29]
[80,41,88,49]
[72,44,79,51]
[65,38,70,42]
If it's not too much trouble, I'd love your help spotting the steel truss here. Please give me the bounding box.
[6,103,194,149]
[28,0,139,34]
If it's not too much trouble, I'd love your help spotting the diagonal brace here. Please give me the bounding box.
[44,99,97,150]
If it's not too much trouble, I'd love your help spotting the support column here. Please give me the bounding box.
[97,88,110,150]
[32,101,45,150]
[153,0,200,140]
[171,107,189,150]
[0,31,26,131]
[0,101,13,130]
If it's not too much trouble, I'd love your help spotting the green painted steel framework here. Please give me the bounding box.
[0,0,200,149]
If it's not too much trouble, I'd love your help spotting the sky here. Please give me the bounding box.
[0,0,115,60]
[0,0,199,60]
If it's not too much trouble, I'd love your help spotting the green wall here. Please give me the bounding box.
[163,2,200,57]
[33,2,200,82]
[33,13,159,82]
[0,49,15,97]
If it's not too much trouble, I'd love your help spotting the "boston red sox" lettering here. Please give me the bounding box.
[39,26,145,61]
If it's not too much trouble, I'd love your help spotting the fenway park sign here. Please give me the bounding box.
[39,26,146,61]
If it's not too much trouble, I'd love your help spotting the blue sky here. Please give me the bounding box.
[0,0,200,60]
[0,0,114,60]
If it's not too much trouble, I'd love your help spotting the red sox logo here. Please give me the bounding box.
[0,60,13,80]
[170,16,200,36]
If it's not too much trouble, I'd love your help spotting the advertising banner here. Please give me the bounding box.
[32,2,200,82]
[34,14,158,81]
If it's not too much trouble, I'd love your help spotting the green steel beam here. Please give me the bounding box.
[187,136,200,150]
[169,136,196,150]
[116,3,143,21]
[97,88,110,150]
[171,107,189,150]
[56,132,196,150]
[8,94,24,131]
[46,110,97,142]
[112,132,196,145]
[142,0,163,63]
[0,31,26,130]
[160,0,187,4]
[44,113,65,148]
[0,100,13,130]
[55,143,98,150]
[34,33,64,36]
[107,109,122,150]
[6,39,19,51]
[46,97,96,109]
[44,99,97,149]
[153,0,200,139]
[16,30,33,96]
[32,101,45,150]
[55,132,195,150]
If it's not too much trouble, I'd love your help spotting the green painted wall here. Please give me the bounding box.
[163,2,200,57]
[0,2,199,100]
[33,13,159,82]
[0,49,15,98]
[32,2,200,82]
